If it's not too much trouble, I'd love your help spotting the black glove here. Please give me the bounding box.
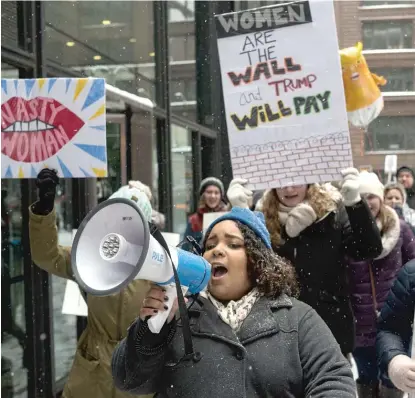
[32,168,59,215]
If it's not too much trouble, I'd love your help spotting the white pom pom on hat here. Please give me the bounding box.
[358,171,384,201]
[128,180,152,201]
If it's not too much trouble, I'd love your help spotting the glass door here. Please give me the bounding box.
[2,179,28,398]
[171,124,194,235]
[1,64,28,398]
[96,115,126,202]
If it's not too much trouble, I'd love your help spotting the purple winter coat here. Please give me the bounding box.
[348,207,415,347]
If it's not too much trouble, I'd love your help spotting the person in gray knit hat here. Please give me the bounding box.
[182,177,228,251]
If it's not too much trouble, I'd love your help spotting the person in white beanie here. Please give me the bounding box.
[377,259,415,397]
[29,168,154,398]
[347,172,415,398]
[226,168,382,357]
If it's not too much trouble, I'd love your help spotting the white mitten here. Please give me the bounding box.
[128,180,152,201]
[285,203,317,238]
[227,178,253,209]
[388,354,415,393]
[340,168,361,207]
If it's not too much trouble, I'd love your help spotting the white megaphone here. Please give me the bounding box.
[71,198,211,334]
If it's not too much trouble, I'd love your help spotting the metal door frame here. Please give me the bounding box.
[107,114,128,187]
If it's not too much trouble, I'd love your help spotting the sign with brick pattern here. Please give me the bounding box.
[216,0,352,189]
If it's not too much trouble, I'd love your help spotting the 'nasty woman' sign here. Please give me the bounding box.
[215,0,352,190]
[1,78,107,179]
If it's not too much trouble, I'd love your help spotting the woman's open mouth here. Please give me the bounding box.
[211,263,228,280]
[1,96,85,163]
[351,72,359,81]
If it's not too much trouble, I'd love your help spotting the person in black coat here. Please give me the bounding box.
[112,208,356,397]
[397,166,415,210]
[377,258,415,396]
[227,169,383,356]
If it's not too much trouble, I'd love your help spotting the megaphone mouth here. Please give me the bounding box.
[100,233,121,259]
[71,198,151,296]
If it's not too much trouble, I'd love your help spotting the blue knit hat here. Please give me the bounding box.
[204,207,272,249]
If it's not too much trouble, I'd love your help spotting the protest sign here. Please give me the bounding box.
[62,280,88,317]
[203,212,228,232]
[216,0,352,190]
[62,229,88,317]
[1,77,107,178]
[161,232,181,247]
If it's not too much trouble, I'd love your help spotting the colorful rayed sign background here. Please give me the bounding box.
[1,77,107,179]
[215,0,352,190]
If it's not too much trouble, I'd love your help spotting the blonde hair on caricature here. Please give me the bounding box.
[262,184,337,249]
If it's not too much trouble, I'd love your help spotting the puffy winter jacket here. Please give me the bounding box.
[348,207,415,347]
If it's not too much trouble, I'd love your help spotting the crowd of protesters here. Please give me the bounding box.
[22,165,415,397]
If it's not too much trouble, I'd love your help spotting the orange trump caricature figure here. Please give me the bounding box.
[340,42,387,128]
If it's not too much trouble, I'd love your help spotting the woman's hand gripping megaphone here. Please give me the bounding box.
[140,284,188,325]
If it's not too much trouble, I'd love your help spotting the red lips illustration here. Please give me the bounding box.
[1,97,85,163]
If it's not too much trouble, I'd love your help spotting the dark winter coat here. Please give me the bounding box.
[407,186,415,210]
[397,166,415,210]
[276,200,383,355]
[348,207,415,348]
[377,259,415,376]
[112,295,356,398]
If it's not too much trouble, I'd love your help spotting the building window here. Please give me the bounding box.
[168,0,194,22]
[365,116,415,151]
[362,21,413,50]
[171,79,196,102]
[371,67,414,92]
[234,0,288,11]
[361,1,415,5]
[44,1,155,84]
[170,125,194,235]
[1,1,19,48]
[169,35,195,62]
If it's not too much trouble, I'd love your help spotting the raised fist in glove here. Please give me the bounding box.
[33,168,59,215]
[227,178,253,209]
[388,354,415,393]
[340,167,361,207]
[285,203,317,238]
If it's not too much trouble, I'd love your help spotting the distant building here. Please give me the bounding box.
[334,0,415,176]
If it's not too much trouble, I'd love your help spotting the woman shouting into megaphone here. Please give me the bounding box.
[112,208,356,397]
[29,168,155,398]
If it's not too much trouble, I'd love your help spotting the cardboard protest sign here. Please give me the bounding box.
[215,0,352,190]
[62,280,88,317]
[1,78,107,178]
[203,212,228,232]
[62,229,88,317]
[161,232,181,247]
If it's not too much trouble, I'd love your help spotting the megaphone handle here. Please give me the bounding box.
[148,284,178,334]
